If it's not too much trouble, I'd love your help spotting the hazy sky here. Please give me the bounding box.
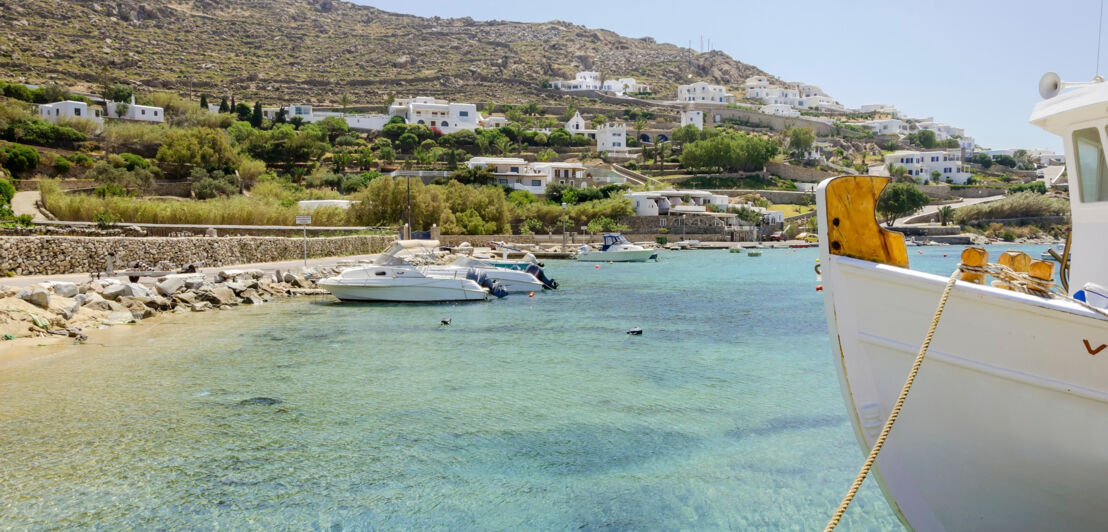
[356,0,1107,153]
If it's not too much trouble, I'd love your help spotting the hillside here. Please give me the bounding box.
[0,0,774,107]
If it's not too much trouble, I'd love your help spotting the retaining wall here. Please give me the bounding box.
[0,234,393,276]
[765,161,837,183]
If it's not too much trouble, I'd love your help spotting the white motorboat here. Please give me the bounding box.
[318,240,496,302]
[423,256,552,293]
[816,72,1108,530]
[576,233,658,262]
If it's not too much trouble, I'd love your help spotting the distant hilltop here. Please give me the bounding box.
[0,0,777,106]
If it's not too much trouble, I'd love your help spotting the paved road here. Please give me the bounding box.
[10,191,47,221]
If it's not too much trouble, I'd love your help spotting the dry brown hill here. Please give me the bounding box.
[0,0,775,107]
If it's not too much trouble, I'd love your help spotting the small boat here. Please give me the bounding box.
[729,247,743,254]
[746,250,762,257]
[815,71,1108,529]
[576,233,658,262]
[1041,243,1067,261]
[318,240,500,302]
[423,256,556,293]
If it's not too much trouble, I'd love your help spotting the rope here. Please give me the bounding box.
[824,267,962,531]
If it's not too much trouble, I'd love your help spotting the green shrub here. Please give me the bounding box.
[1,118,86,146]
[2,144,40,173]
[190,168,241,199]
[2,83,33,102]
[66,152,93,167]
[119,152,150,171]
[0,177,14,206]
[94,211,121,228]
[94,184,128,198]
[53,156,71,173]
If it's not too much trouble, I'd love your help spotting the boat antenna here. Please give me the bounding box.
[1099,0,1105,78]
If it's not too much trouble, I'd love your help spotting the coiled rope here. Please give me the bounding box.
[824,267,962,531]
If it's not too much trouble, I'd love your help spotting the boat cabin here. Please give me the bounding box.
[601,233,631,250]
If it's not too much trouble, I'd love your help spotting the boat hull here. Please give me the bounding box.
[318,278,488,302]
[821,254,1108,530]
[576,249,656,262]
[420,266,544,293]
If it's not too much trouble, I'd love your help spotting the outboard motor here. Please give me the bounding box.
[468,268,508,298]
[524,264,558,290]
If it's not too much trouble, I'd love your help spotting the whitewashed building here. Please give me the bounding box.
[466,157,587,194]
[760,104,801,118]
[853,118,909,136]
[625,189,729,216]
[680,109,704,130]
[481,116,508,129]
[388,96,480,133]
[550,72,602,91]
[565,111,589,134]
[38,100,103,127]
[916,120,964,141]
[105,95,164,123]
[859,104,900,117]
[677,82,735,104]
[282,103,391,131]
[602,77,650,94]
[596,122,628,154]
[885,150,971,184]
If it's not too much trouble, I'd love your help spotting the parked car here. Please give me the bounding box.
[767,231,787,241]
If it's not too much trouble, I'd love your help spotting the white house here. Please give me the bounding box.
[853,118,908,136]
[105,95,164,123]
[760,104,800,118]
[566,111,589,134]
[282,103,391,131]
[466,157,588,194]
[388,96,480,133]
[959,136,976,154]
[38,100,103,127]
[626,189,729,216]
[885,150,972,184]
[601,77,650,94]
[596,122,628,154]
[859,104,900,117]
[550,72,603,91]
[916,121,964,141]
[680,109,704,130]
[677,82,736,104]
[1028,149,1065,165]
[481,116,508,129]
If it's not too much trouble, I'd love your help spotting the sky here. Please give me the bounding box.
[356,0,1108,153]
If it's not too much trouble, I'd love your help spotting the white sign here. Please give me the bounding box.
[295,215,312,225]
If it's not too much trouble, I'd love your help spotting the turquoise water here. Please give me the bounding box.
[0,244,1050,529]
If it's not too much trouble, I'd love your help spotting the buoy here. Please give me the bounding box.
[943,254,948,257]
[609,261,613,264]
[816,285,823,292]
[595,265,600,269]
[918,250,923,254]
[528,291,535,297]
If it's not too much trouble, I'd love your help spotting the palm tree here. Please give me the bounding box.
[886,163,910,182]
[654,141,670,173]
[938,205,955,226]
[475,135,490,155]
[494,136,512,155]
[633,119,646,146]
[339,93,352,116]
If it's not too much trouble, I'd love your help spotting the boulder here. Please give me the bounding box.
[106,310,136,324]
[74,293,89,307]
[101,283,130,301]
[52,282,79,298]
[155,277,185,296]
[128,283,150,298]
[283,273,305,288]
[196,286,237,306]
[239,288,265,305]
[184,277,206,291]
[60,302,81,321]
[190,301,212,312]
[28,288,50,309]
[0,285,19,298]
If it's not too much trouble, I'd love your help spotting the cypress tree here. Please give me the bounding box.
[199,93,208,110]
[230,95,236,110]
[218,97,229,113]
[250,101,263,128]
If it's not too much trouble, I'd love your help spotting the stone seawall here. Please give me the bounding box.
[1,235,393,276]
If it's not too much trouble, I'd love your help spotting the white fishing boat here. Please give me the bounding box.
[318,240,497,302]
[816,72,1108,530]
[576,233,658,262]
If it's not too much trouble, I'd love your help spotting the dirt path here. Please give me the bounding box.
[10,191,48,222]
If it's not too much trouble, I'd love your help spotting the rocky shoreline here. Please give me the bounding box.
[0,267,340,343]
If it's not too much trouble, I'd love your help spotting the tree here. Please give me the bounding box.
[100,84,133,103]
[937,205,955,226]
[155,127,240,179]
[876,182,930,227]
[113,102,130,118]
[970,153,993,169]
[917,129,937,149]
[886,164,910,181]
[494,136,512,155]
[634,119,647,146]
[199,94,209,110]
[787,127,816,159]
[536,148,557,162]
[250,101,263,128]
[548,128,571,147]
[218,97,230,113]
[2,144,40,173]
[993,154,1018,168]
[397,132,419,153]
[340,93,352,116]
[235,103,252,122]
[378,145,396,165]
[930,170,942,182]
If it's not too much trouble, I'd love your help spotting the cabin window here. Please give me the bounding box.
[1074,128,1108,202]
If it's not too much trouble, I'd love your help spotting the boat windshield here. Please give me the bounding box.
[602,234,629,248]
[1074,127,1108,202]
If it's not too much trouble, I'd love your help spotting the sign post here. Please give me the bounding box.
[295,215,312,268]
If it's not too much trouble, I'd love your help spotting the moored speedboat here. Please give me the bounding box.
[576,233,658,262]
[318,240,497,302]
[817,73,1108,530]
[423,256,555,293]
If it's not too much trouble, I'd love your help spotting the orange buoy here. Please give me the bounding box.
[609,261,613,264]
[595,265,600,269]
[528,291,535,297]
[816,285,823,291]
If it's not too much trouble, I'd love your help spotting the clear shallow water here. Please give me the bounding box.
[0,244,1050,529]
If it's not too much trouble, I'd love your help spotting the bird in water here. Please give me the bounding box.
[441,318,452,326]
[626,327,643,335]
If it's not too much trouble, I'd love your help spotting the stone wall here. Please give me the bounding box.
[702,107,835,136]
[0,235,393,276]
[15,179,97,192]
[765,161,837,183]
